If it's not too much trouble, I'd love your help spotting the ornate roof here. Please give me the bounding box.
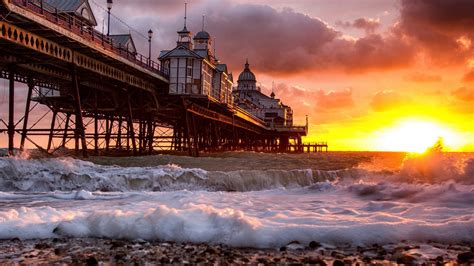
[194,31,210,40]
[237,60,256,82]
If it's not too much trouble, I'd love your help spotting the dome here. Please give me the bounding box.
[194,31,210,39]
[237,60,256,82]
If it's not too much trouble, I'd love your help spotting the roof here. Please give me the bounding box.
[110,34,136,53]
[194,31,211,40]
[44,0,97,26]
[178,26,191,34]
[216,64,228,73]
[159,45,203,60]
[110,34,131,46]
[44,0,83,11]
[237,60,256,82]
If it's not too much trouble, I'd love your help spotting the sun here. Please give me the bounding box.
[374,120,460,153]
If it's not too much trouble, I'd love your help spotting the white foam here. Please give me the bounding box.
[0,179,472,248]
[0,154,472,248]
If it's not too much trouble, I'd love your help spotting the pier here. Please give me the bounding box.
[0,0,327,157]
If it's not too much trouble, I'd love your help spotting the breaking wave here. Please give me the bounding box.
[0,157,356,192]
[0,153,472,193]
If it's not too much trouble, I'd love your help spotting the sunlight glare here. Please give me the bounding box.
[374,120,460,153]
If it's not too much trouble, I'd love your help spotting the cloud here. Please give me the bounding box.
[370,90,411,112]
[452,87,474,102]
[336,18,381,34]
[104,0,417,76]
[204,4,416,75]
[314,88,354,110]
[399,0,474,65]
[463,69,474,82]
[406,72,442,83]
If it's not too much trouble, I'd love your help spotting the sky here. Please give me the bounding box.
[1,0,473,151]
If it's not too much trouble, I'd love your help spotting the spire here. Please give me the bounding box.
[271,81,276,98]
[202,15,205,31]
[184,2,188,30]
[245,58,249,69]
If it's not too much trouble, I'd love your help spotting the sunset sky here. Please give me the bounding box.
[1,0,473,151]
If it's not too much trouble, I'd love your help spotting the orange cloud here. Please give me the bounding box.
[452,87,474,102]
[406,72,442,83]
[370,90,411,112]
[463,70,474,82]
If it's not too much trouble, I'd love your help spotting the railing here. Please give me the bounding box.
[10,0,169,78]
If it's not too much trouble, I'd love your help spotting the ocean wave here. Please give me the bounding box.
[0,193,472,247]
[0,154,472,193]
[0,157,352,192]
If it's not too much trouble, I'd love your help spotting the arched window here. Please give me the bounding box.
[81,8,91,21]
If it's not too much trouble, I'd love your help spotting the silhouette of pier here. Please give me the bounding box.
[0,0,327,157]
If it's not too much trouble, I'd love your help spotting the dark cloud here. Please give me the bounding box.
[370,90,411,112]
[399,0,474,64]
[95,0,472,76]
[452,87,474,102]
[110,0,199,14]
[336,18,380,34]
[204,4,415,75]
[463,70,474,83]
[406,72,442,83]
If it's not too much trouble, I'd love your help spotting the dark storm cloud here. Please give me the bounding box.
[102,1,416,76]
[399,0,474,64]
[204,4,415,75]
[102,0,473,76]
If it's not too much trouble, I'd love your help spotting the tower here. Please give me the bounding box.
[193,15,213,56]
[177,3,192,49]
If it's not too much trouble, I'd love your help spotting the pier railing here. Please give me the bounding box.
[10,0,169,78]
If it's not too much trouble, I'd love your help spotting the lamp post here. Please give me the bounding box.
[107,0,113,36]
[148,29,153,65]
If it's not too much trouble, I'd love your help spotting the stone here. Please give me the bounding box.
[309,241,322,249]
[34,242,51,250]
[457,252,474,264]
[303,256,327,265]
[54,247,66,256]
[396,254,417,265]
[85,256,98,266]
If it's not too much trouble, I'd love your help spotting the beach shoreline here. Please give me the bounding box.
[0,238,472,265]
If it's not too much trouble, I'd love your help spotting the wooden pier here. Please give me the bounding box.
[0,0,327,157]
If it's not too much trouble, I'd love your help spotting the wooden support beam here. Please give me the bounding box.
[20,78,34,151]
[8,69,15,156]
[62,113,71,147]
[127,95,137,155]
[72,65,88,157]
[47,111,57,151]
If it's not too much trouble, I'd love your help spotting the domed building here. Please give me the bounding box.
[237,60,257,91]
[233,60,293,127]
[159,11,233,105]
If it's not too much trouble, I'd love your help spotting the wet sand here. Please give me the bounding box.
[0,238,472,265]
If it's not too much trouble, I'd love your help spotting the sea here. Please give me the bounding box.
[0,151,473,250]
